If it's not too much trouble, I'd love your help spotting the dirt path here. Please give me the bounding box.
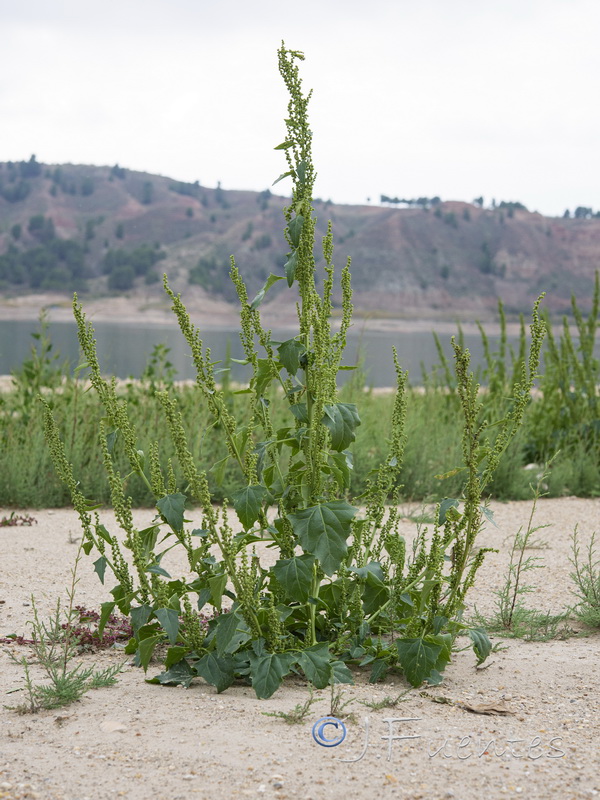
[1,499,599,800]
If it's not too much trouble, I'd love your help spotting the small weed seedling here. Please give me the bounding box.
[473,462,570,641]
[330,681,356,722]
[570,527,600,628]
[7,548,124,713]
[359,686,412,711]
[262,688,318,724]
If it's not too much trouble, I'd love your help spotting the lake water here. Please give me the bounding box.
[0,318,532,387]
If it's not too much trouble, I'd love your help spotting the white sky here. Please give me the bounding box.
[2,0,599,216]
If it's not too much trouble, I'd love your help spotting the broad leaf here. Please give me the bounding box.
[157,493,187,532]
[277,339,305,376]
[165,645,189,669]
[154,608,180,645]
[255,358,279,397]
[331,660,354,685]
[274,140,294,150]
[208,573,228,610]
[298,643,332,689]
[138,525,159,558]
[138,635,162,672]
[272,554,316,602]
[361,571,389,616]
[322,403,361,451]
[130,604,153,636]
[215,607,252,656]
[297,160,307,184]
[248,651,296,699]
[395,638,442,687]
[369,659,388,684]
[328,451,353,490]
[195,653,235,693]
[290,403,309,423]
[232,484,266,530]
[93,556,107,584]
[288,501,358,576]
[95,524,113,545]
[106,429,118,454]
[149,659,196,688]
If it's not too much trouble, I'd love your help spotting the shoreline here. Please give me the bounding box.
[0,291,553,337]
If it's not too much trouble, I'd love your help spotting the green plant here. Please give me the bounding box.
[262,688,318,723]
[43,44,545,698]
[329,682,356,721]
[472,462,570,641]
[10,310,69,422]
[570,527,600,627]
[7,549,123,713]
[358,686,412,710]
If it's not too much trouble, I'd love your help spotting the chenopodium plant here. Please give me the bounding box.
[42,45,546,698]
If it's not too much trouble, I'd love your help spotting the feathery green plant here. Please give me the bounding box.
[570,526,600,627]
[43,44,546,697]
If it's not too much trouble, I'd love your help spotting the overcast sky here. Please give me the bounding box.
[2,0,599,216]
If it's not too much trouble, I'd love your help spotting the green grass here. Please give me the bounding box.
[0,376,599,507]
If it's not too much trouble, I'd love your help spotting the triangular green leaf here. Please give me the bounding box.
[322,403,361,451]
[165,645,189,669]
[208,573,228,610]
[297,160,307,184]
[288,501,358,576]
[369,659,388,683]
[272,554,316,602]
[248,651,296,699]
[298,643,332,689]
[277,339,305,376]
[93,556,107,584]
[215,607,252,656]
[395,638,442,687]
[154,607,180,645]
[138,635,162,672]
[331,660,354,685]
[231,484,267,530]
[157,493,187,532]
[147,563,171,578]
[209,455,229,487]
[195,652,235,693]
[290,403,309,423]
[149,659,196,688]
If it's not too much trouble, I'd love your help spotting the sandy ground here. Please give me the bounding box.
[1,499,599,800]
